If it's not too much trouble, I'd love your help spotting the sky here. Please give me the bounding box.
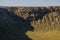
[0,0,60,7]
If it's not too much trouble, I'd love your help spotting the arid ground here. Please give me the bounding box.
[0,6,60,40]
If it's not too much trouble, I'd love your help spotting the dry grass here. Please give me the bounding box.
[26,30,60,40]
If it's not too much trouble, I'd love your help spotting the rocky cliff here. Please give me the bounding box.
[6,6,60,31]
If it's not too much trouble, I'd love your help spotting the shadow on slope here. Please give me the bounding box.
[27,8,49,21]
[0,8,34,40]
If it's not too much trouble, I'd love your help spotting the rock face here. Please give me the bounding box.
[0,7,60,40]
[0,8,34,40]
[7,6,60,31]
[7,6,60,20]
